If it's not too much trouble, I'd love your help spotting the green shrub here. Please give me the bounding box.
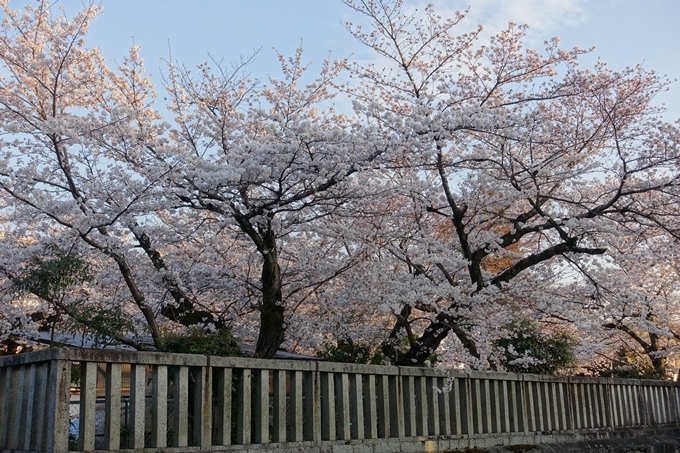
[495,320,576,375]
[159,328,244,357]
[12,249,93,301]
[315,339,390,365]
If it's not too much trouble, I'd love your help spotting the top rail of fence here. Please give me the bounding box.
[1,347,676,388]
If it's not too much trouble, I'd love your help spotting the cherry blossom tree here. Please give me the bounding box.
[560,231,680,378]
[344,0,680,367]
[163,46,383,357]
[1,0,679,372]
[0,0,206,349]
[0,0,378,358]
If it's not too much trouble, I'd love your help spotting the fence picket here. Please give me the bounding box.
[236,368,252,445]
[104,363,121,450]
[273,369,287,443]
[0,349,678,453]
[151,365,168,448]
[290,370,303,442]
[129,364,146,449]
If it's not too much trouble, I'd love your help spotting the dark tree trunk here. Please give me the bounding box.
[231,209,287,359]
[394,314,451,366]
[649,333,668,378]
[651,356,667,376]
[391,312,484,367]
[382,304,412,363]
[604,324,669,379]
[253,229,285,359]
[110,253,162,348]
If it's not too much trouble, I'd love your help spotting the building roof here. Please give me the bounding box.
[32,331,323,360]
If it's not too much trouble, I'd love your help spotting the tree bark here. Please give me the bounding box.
[253,228,285,358]
[603,323,668,378]
[394,313,451,366]
[110,253,163,348]
[649,333,667,377]
[131,226,219,328]
[382,304,412,363]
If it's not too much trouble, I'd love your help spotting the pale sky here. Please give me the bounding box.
[14,0,680,120]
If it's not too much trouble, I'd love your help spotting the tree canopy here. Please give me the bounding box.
[0,0,679,377]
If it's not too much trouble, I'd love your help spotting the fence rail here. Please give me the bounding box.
[0,348,678,453]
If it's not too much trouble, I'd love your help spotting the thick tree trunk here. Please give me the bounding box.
[604,324,669,379]
[651,356,667,376]
[392,313,483,367]
[394,314,451,366]
[649,334,668,378]
[231,210,287,359]
[253,229,285,359]
[382,305,412,363]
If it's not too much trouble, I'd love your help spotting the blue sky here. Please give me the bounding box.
[17,0,680,120]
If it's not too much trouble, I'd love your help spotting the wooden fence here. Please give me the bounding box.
[0,348,678,453]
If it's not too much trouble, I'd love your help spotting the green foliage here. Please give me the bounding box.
[495,320,576,375]
[159,328,244,357]
[10,248,150,348]
[12,249,93,300]
[70,364,81,387]
[315,339,390,365]
[68,305,142,348]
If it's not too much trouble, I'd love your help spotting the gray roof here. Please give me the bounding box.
[32,332,323,361]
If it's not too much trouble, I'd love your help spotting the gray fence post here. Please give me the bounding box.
[46,355,71,453]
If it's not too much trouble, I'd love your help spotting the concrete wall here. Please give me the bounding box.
[0,348,678,453]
